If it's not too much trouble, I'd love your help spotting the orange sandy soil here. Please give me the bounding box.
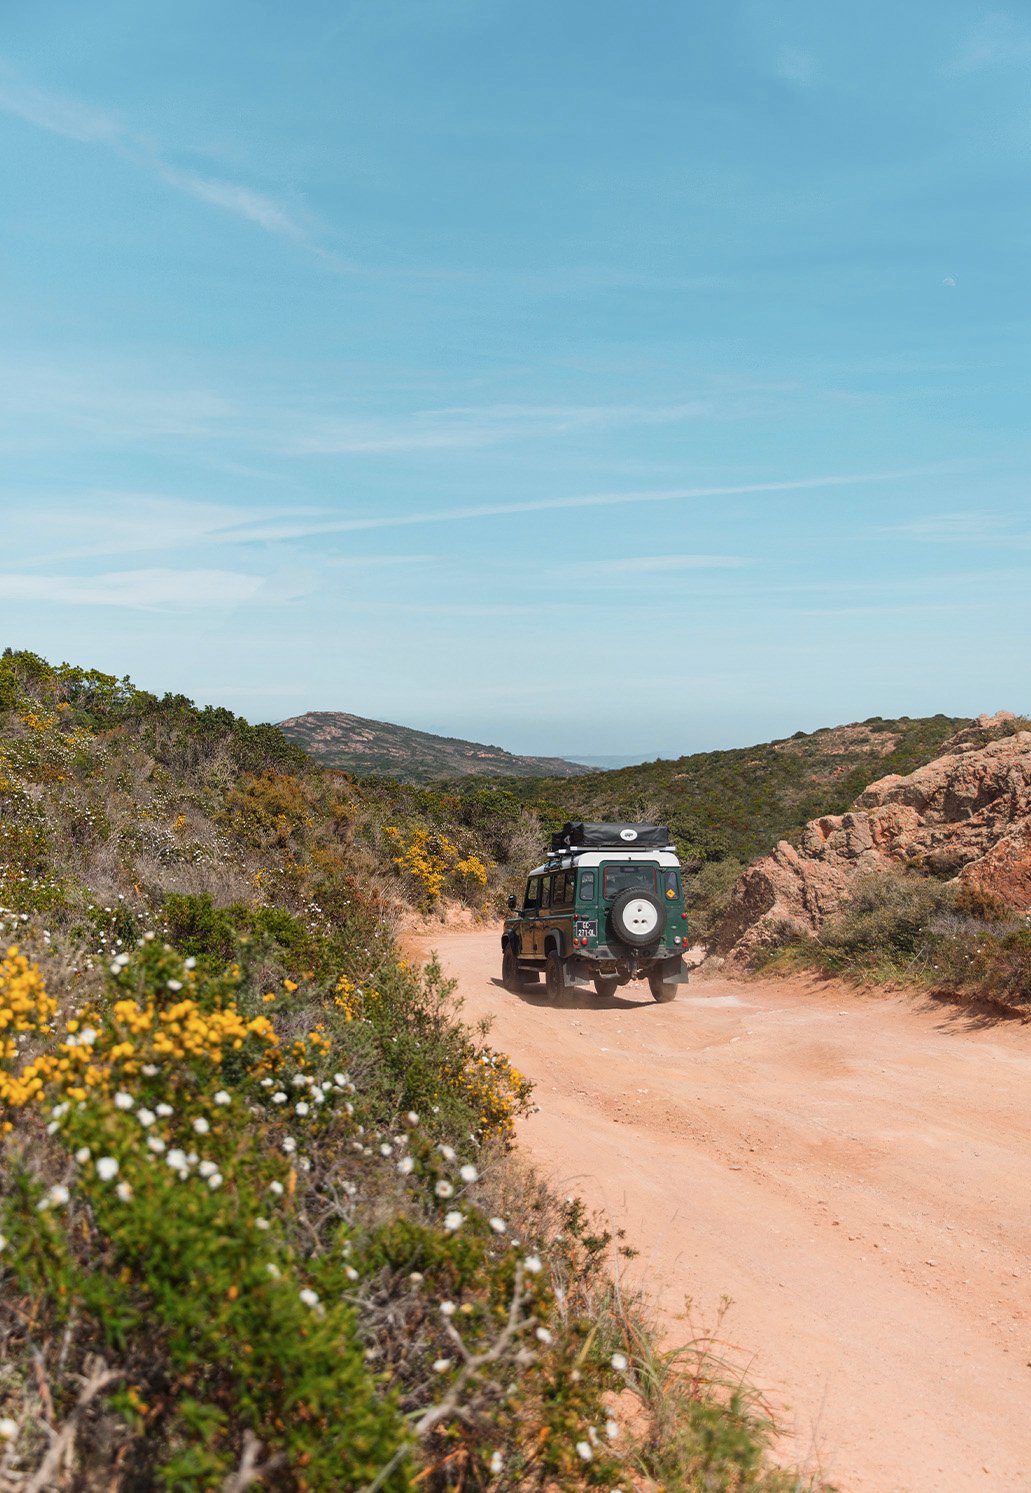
[419,931,1031,1493]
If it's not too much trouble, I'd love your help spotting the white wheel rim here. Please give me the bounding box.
[622,898,659,936]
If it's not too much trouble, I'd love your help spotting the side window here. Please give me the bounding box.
[524,877,540,909]
[553,872,570,909]
[540,875,552,910]
[664,869,680,899]
[578,870,596,902]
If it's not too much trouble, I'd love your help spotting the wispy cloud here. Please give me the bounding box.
[155,166,307,242]
[0,568,267,609]
[0,65,117,141]
[881,512,1030,543]
[221,467,927,541]
[773,46,818,86]
[275,400,714,455]
[941,13,1031,77]
[562,554,749,577]
[0,59,308,245]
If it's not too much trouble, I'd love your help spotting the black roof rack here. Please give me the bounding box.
[549,821,672,853]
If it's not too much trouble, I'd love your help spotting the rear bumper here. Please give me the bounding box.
[566,952,689,988]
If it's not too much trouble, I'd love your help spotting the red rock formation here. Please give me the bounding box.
[713,714,1031,959]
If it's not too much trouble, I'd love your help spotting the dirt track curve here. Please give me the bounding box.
[425,931,1031,1493]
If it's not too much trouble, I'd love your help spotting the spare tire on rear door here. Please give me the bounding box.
[609,888,666,947]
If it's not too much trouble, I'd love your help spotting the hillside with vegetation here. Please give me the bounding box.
[277,710,590,783]
[0,651,805,1492]
[435,714,968,941]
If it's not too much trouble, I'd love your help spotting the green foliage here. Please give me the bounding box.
[768,870,1031,1013]
[450,715,968,867]
[0,652,831,1489]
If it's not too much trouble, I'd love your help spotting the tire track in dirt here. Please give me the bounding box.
[424,931,1031,1493]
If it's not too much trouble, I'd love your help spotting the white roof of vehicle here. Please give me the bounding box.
[528,849,681,876]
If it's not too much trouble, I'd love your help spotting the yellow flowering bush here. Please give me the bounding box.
[384,826,489,908]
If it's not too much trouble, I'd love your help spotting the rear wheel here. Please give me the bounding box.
[502,946,521,993]
[648,969,678,1003]
[593,975,618,998]
[545,951,567,1001]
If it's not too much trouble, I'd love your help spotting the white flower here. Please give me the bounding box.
[575,1441,593,1462]
[443,1211,464,1232]
[213,1091,231,1106]
[299,1287,320,1308]
[344,1265,359,1281]
[439,1301,456,1317]
[282,1137,296,1154]
[184,956,196,969]
[46,1121,60,1136]
[535,1326,552,1343]
[79,1026,97,1046]
[166,1149,188,1172]
[459,1164,478,1184]
[489,1450,503,1474]
[254,1218,270,1230]
[147,1136,166,1154]
[432,1358,451,1373]
[266,1262,281,1278]
[379,1142,392,1156]
[606,1419,619,1440]
[489,1217,507,1234]
[405,1111,419,1126]
[295,1102,309,1116]
[96,1157,119,1182]
[116,1182,133,1202]
[260,1077,274,1088]
[114,1091,133,1110]
[198,1160,218,1178]
[136,1108,156,1128]
[397,1156,415,1175]
[291,1074,309,1087]
[193,1117,210,1134]
[435,1180,454,1199]
[523,1255,542,1274]
[166,979,182,992]
[42,1184,70,1209]
[269,1180,284,1196]
[207,1172,223,1190]
[408,1271,424,1284]
[272,1092,287,1104]
[438,1144,457,1162]
[156,1103,174,1117]
[141,1063,158,1076]
[0,1418,17,1442]
[610,1352,628,1372]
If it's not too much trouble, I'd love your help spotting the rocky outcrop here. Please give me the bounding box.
[713,714,1031,959]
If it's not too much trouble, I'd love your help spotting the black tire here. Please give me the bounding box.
[593,975,619,999]
[648,969,678,1003]
[502,945,521,993]
[545,951,566,1001]
[610,888,666,948]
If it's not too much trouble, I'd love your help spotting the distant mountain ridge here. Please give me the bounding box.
[277,710,591,783]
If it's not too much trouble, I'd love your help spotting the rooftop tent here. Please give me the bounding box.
[550,821,671,853]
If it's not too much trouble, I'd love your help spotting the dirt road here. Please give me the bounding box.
[427,931,1031,1493]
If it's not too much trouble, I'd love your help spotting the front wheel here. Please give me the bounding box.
[545,951,567,1001]
[593,975,618,999]
[648,969,678,1003]
[502,946,521,993]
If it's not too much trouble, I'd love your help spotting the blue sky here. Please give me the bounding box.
[2,1,1029,759]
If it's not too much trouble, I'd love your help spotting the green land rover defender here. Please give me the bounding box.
[501,821,689,1002]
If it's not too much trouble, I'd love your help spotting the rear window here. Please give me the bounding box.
[577,869,596,901]
[602,864,658,899]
